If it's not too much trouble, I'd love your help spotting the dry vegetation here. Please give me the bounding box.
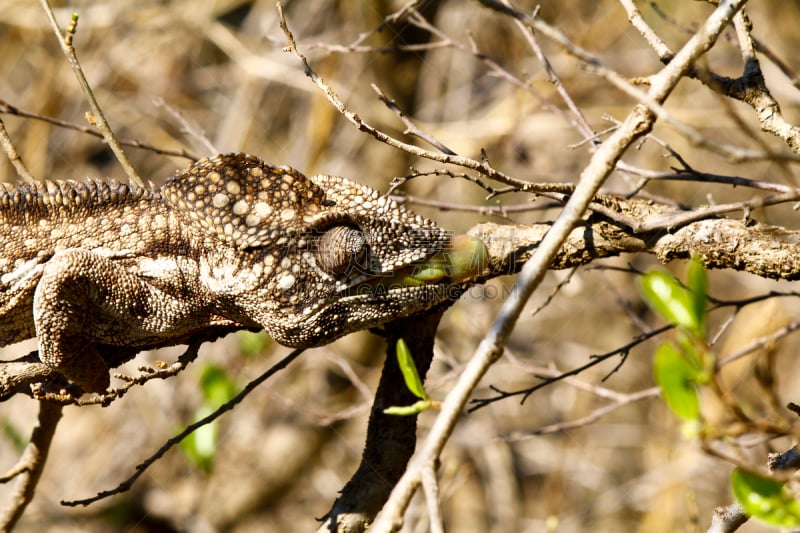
[1,0,800,532]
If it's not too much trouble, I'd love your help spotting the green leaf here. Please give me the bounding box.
[180,406,216,473]
[654,342,700,420]
[199,364,237,406]
[640,270,702,337]
[237,330,271,359]
[686,257,708,340]
[179,365,238,473]
[384,400,432,416]
[675,332,707,382]
[396,338,429,401]
[732,468,800,527]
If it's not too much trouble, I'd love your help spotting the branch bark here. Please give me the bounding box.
[370,1,750,530]
[318,308,444,533]
[0,401,63,531]
[472,211,800,281]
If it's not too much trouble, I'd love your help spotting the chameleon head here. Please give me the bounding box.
[163,153,488,348]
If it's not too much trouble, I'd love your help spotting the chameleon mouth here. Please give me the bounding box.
[354,234,489,294]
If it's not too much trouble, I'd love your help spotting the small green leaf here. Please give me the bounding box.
[654,342,700,420]
[641,270,701,335]
[384,400,432,416]
[237,330,271,359]
[687,257,708,340]
[675,333,706,381]
[179,365,238,473]
[180,406,216,473]
[396,338,429,401]
[732,468,800,527]
[199,364,237,406]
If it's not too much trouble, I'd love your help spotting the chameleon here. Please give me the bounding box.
[0,153,488,393]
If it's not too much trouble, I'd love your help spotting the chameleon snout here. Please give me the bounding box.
[406,234,489,284]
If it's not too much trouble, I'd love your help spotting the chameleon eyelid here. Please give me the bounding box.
[315,224,369,277]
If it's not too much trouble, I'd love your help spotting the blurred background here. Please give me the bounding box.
[1,1,800,531]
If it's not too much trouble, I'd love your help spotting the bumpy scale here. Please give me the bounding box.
[0,153,487,392]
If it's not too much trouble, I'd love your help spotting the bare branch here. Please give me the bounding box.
[618,0,674,61]
[152,97,217,157]
[0,117,35,182]
[61,348,304,507]
[0,98,197,161]
[39,1,144,186]
[277,2,577,196]
[0,401,63,531]
[422,466,444,533]
[472,211,800,281]
[706,503,748,533]
[371,1,750,528]
[371,84,457,155]
[501,0,595,139]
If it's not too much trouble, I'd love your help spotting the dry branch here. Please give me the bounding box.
[39,0,144,186]
[3,0,800,530]
[473,211,800,281]
[0,401,62,531]
[370,0,751,529]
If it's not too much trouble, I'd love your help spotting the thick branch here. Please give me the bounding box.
[318,309,444,533]
[370,1,749,529]
[0,401,63,530]
[471,214,800,281]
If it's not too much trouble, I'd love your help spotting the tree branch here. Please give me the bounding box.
[0,401,63,530]
[370,1,749,529]
[317,310,444,533]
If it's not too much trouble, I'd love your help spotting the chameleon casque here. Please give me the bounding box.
[0,153,487,393]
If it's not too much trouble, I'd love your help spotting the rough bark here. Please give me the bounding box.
[317,308,445,533]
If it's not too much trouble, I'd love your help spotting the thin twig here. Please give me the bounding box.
[501,0,595,139]
[77,340,204,407]
[39,1,145,186]
[0,117,35,182]
[631,190,800,233]
[315,0,430,53]
[153,97,218,156]
[0,99,196,161]
[61,348,304,506]
[487,0,799,163]
[715,319,800,369]
[422,466,444,533]
[387,167,503,196]
[405,10,585,139]
[372,84,457,155]
[371,1,749,527]
[504,387,659,439]
[390,195,555,216]
[0,401,63,530]
[470,325,671,411]
[618,0,674,62]
[617,164,798,194]
[277,3,575,196]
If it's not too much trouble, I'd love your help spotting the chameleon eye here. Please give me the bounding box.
[316,225,368,276]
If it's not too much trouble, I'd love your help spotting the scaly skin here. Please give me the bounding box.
[0,153,487,392]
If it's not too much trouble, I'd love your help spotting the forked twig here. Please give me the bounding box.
[277,2,575,196]
[39,0,145,186]
[0,401,63,531]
